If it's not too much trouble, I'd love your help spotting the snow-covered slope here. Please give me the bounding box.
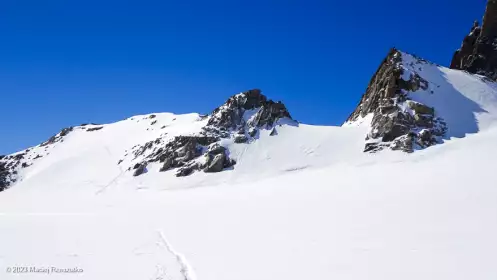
[400,52,497,134]
[1,52,497,280]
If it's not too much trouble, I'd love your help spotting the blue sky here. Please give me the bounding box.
[0,0,486,154]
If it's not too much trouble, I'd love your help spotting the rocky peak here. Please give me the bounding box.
[451,0,497,79]
[126,89,294,178]
[346,49,447,153]
[206,89,292,131]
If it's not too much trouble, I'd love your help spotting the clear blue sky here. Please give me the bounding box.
[0,0,486,154]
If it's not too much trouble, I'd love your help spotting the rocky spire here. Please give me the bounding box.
[345,49,447,153]
[481,0,497,39]
[450,0,497,79]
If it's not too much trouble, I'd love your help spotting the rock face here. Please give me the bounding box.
[126,89,293,177]
[451,0,497,80]
[346,49,447,153]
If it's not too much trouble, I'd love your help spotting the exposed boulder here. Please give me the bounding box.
[248,127,258,137]
[207,143,226,155]
[414,114,433,127]
[417,129,436,148]
[234,134,248,143]
[204,153,226,173]
[391,133,415,153]
[223,158,236,169]
[176,163,198,177]
[202,143,234,173]
[133,164,147,177]
[406,100,434,115]
[159,157,173,172]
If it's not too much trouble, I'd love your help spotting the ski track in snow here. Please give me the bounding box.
[157,230,197,280]
[95,146,125,195]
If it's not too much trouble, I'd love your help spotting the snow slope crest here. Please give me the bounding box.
[3,51,497,193]
[0,89,296,192]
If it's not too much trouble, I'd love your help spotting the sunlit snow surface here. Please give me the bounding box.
[1,60,497,280]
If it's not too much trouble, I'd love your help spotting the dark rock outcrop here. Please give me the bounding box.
[40,127,73,147]
[159,157,173,172]
[234,134,248,143]
[86,126,103,132]
[451,0,497,80]
[0,162,9,192]
[206,89,292,131]
[204,153,226,173]
[203,143,234,173]
[346,49,447,153]
[0,151,31,191]
[176,163,197,177]
[133,164,147,177]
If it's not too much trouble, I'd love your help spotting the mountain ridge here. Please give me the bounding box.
[4,1,497,192]
[2,2,497,280]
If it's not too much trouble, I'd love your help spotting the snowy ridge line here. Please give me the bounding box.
[157,230,197,280]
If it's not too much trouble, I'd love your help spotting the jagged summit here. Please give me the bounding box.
[451,0,497,79]
[345,49,446,152]
[207,89,292,130]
